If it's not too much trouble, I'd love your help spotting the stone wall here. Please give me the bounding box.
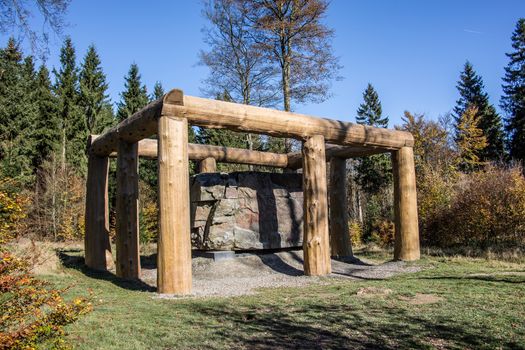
[190,172,304,250]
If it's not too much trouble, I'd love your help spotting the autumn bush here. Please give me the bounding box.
[420,164,525,252]
[0,178,92,349]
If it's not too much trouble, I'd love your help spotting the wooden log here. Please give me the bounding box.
[91,89,412,157]
[392,147,420,261]
[162,92,413,149]
[94,135,290,168]
[84,154,114,270]
[302,135,331,275]
[157,116,192,295]
[198,157,216,173]
[115,141,140,279]
[329,157,353,258]
[287,144,389,169]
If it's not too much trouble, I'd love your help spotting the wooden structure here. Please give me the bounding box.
[84,89,420,295]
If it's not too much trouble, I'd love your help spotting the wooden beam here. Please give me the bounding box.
[157,116,192,295]
[302,135,331,276]
[84,154,114,271]
[162,92,413,149]
[115,141,140,279]
[329,157,353,258]
[287,144,389,169]
[392,147,420,261]
[94,135,290,168]
[198,157,216,173]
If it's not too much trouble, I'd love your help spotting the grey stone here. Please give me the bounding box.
[190,171,304,251]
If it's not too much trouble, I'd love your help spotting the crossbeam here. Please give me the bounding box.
[90,89,413,156]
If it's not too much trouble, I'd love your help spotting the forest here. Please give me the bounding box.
[1,1,525,349]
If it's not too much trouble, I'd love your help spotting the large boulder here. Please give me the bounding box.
[190,172,304,250]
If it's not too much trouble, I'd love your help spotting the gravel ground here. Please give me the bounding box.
[141,250,422,298]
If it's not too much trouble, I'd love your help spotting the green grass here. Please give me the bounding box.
[42,250,525,350]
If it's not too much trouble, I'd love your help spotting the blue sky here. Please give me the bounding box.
[4,0,525,126]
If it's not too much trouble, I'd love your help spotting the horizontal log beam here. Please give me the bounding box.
[92,135,289,168]
[90,88,413,157]
[162,90,413,150]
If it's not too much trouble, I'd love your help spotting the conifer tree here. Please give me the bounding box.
[54,37,86,173]
[355,84,391,194]
[116,63,149,121]
[454,61,504,161]
[79,45,113,134]
[0,38,36,183]
[152,81,164,101]
[501,18,525,162]
[455,107,487,172]
[356,83,388,127]
[33,65,60,168]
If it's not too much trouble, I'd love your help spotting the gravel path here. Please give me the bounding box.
[141,250,422,298]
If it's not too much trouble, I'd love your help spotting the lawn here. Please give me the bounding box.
[42,249,525,349]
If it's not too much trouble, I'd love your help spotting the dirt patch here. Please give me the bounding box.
[399,293,444,305]
[356,286,393,297]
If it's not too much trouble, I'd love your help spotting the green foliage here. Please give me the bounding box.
[79,45,114,134]
[454,61,504,161]
[116,63,149,122]
[0,38,39,185]
[355,84,391,194]
[151,81,164,101]
[502,18,525,163]
[54,37,87,175]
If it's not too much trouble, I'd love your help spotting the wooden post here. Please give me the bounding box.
[302,135,331,275]
[84,154,114,270]
[157,116,192,294]
[115,141,140,279]
[329,157,353,258]
[392,146,420,261]
[198,157,216,173]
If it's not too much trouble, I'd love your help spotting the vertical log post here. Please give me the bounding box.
[392,146,420,261]
[198,156,216,173]
[84,154,114,270]
[157,116,192,294]
[302,135,332,275]
[329,157,353,258]
[115,141,140,279]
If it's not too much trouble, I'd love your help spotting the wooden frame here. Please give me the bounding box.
[85,89,420,295]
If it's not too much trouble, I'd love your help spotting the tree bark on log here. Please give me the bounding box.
[392,147,420,261]
[329,157,353,258]
[115,141,140,279]
[302,135,331,275]
[84,154,114,270]
[157,116,192,295]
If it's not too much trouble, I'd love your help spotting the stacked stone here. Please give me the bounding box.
[190,172,304,251]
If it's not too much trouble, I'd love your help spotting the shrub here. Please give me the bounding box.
[349,220,363,247]
[421,164,525,251]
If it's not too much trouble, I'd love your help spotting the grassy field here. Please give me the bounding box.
[41,249,525,350]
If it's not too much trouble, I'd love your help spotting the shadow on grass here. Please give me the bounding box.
[186,299,520,349]
[57,249,156,292]
[419,275,525,284]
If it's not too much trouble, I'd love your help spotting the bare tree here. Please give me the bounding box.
[0,0,70,58]
[200,0,279,157]
[246,0,341,151]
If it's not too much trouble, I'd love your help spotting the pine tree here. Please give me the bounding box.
[151,81,164,101]
[501,18,525,162]
[454,61,504,161]
[79,45,113,134]
[0,38,36,183]
[116,63,149,121]
[456,107,488,172]
[355,84,391,194]
[356,84,388,127]
[54,37,86,173]
[33,65,60,168]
